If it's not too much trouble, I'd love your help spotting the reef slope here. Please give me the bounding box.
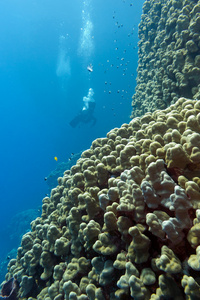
[2,97,200,299]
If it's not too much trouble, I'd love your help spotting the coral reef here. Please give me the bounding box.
[2,0,200,299]
[1,97,200,299]
[131,0,200,118]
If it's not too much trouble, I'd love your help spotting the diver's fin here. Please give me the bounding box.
[69,115,82,128]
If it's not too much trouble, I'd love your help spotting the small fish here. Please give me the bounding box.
[87,64,93,72]
[54,156,58,161]
[44,177,47,181]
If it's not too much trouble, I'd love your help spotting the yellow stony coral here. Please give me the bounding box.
[53,262,66,280]
[63,257,90,282]
[72,173,85,189]
[102,154,117,171]
[146,213,165,239]
[185,181,200,209]
[188,245,200,271]
[113,252,127,270]
[63,280,80,300]
[83,168,97,188]
[98,260,115,286]
[47,225,61,251]
[21,233,34,252]
[129,275,150,300]
[129,166,145,185]
[96,162,109,186]
[40,250,54,280]
[48,280,60,300]
[165,143,191,168]
[81,192,100,219]
[140,268,156,286]
[149,141,162,156]
[187,223,200,248]
[117,262,139,291]
[155,246,182,274]
[54,237,70,256]
[117,216,132,236]
[102,211,118,232]
[82,220,101,250]
[93,232,118,255]
[152,274,183,299]
[182,275,200,300]
[107,186,119,201]
[128,226,150,264]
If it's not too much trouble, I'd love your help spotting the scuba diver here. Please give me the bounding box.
[70,88,96,128]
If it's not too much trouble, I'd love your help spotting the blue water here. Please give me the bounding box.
[0,0,143,279]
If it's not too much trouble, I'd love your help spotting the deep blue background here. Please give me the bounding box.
[0,0,144,279]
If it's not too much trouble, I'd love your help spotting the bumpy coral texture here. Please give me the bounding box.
[131,0,200,118]
[3,97,200,299]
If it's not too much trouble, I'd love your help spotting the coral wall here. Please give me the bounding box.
[131,0,200,118]
[2,97,200,299]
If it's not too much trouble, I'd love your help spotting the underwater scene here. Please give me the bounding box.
[1,0,200,299]
[0,0,142,283]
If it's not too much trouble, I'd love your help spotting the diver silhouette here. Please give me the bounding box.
[70,88,96,128]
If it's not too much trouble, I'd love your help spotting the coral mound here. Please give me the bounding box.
[2,97,200,299]
[132,0,200,118]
